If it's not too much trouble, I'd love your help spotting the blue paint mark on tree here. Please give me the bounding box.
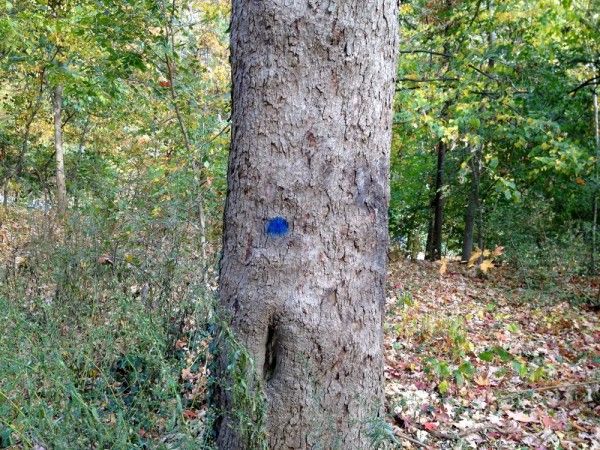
[266,217,289,237]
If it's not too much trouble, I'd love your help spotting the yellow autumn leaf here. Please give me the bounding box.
[468,249,483,267]
[439,258,448,275]
[479,259,494,273]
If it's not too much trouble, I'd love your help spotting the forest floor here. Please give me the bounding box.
[2,208,600,449]
[384,259,600,449]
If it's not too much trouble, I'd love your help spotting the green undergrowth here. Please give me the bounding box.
[0,196,274,449]
[0,294,208,449]
[0,291,272,450]
[204,322,268,450]
[0,202,217,449]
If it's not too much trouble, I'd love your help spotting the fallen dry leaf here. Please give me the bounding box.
[474,375,490,386]
[507,411,538,423]
[97,254,114,265]
[423,421,438,431]
[182,409,198,420]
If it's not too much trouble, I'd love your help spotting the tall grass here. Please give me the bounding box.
[0,170,217,449]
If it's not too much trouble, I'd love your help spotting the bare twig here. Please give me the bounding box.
[394,430,428,448]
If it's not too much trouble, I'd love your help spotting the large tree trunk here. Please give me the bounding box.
[592,85,599,274]
[427,140,446,261]
[53,84,67,217]
[215,1,398,448]
[462,145,481,262]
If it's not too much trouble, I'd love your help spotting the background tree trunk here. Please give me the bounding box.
[591,84,599,274]
[53,84,67,217]
[215,1,398,448]
[2,183,8,208]
[425,214,434,259]
[463,11,493,264]
[428,140,446,261]
[462,145,481,262]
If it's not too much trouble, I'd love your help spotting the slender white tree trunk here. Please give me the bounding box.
[215,1,398,448]
[53,84,67,217]
[161,0,209,278]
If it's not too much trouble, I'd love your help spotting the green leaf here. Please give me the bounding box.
[512,361,527,378]
[454,370,464,386]
[0,427,12,447]
[478,350,494,362]
[494,347,513,362]
[438,380,449,394]
[459,361,475,378]
[507,323,519,333]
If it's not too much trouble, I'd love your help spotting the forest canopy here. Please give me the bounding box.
[1,0,599,269]
[391,0,599,270]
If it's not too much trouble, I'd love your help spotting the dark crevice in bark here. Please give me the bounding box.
[263,321,278,383]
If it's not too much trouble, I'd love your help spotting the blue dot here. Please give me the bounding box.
[266,217,289,237]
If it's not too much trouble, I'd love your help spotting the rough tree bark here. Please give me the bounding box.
[52,84,67,217]
[215,1,398,448]
[592,83,599,274]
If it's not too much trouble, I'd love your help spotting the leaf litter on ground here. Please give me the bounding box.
[384,259,600,449]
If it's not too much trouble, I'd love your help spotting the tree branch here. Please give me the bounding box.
[398,77,459,83]
[468,63,497,81]
[569,75,600,95]
[398,49,451,58]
